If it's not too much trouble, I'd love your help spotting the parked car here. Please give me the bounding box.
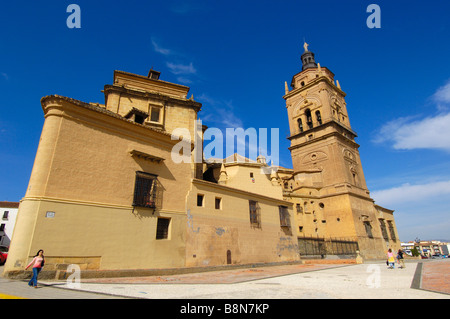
[431,254,444,259]
[0,246,8,265]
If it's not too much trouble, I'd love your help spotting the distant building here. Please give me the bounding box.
[401,240,449,257]
[3,45,400,278]
[0,201,19,247]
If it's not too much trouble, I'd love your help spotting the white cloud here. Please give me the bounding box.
[151,37,197,83]
[433,79,450,104]
[374,112,450,151]
[176,77,193,84]
[151,38,173,56]
[166,62,196,75]
[374,79,450,152]
[371,180,450,207]
[197,94,244,129]
[372,180,450,241]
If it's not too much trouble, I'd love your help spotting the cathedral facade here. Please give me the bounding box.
[3,46,399,279]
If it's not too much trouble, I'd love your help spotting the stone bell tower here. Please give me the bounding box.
[283,43,392,259]
[284,43,366,190]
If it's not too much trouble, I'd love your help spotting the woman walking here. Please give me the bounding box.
[387,248,395,269]
[25,249,45,288]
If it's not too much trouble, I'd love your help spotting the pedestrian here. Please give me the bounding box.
[397,249,405,269]
[25,249,45,288]
[387,248,395,269]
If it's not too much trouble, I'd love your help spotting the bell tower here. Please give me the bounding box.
[283,43,390,259]
[284,43,366,191]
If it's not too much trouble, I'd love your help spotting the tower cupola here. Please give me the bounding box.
[301,42,318,70]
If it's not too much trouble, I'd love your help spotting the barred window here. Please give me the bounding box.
[364,221,373,238]
[379,219,389,240]
[279,206,291,228]
[249,200,261,228]
[133,172,159,208]
[156,218,170,240]
[387,221,396,241]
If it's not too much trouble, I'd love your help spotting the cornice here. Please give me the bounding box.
[288,133,360,152]
[287,120,359,148]
[40,94,181,143]
[104,84,202,111]
[283,74,346,101]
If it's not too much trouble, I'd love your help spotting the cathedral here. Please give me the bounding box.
[3,45,399,279]
[282,44,399,259]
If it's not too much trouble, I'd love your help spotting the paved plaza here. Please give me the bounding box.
[0,259,448,299]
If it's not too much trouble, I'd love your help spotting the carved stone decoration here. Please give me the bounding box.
[342,148,356,163]
[301,151,328,165]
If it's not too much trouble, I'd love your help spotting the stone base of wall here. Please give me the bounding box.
[302,259,357,265]
[2,256,101,280]
[43,256,101,271]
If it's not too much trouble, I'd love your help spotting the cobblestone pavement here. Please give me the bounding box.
[1,260,449,299]
[420,259,450,295]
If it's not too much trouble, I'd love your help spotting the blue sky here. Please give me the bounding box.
[1,0,449,241]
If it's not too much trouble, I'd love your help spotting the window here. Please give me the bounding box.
[124,108,148,124]
[156,218,170,239]
[296,203,303,213]
[2,211,9,220]
[387,221,396,241]
[215,197,222,210]
[364,221,373,238]
[135,114,145,124]
[297,118,303,133]
[150,107,161,122]
[305,109,313,129]
[250,172,254,178]
[279,206,291,228]
[132,172,158,209]
[249,200,261,228]
[197,194,204,207]
[379,219,389,240]
[315,110,322,125]
[0,224,5,232]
